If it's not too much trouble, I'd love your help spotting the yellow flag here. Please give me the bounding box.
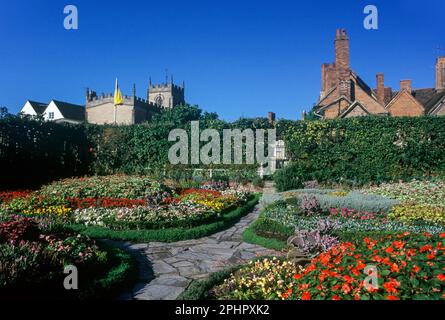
[114,78,123,106]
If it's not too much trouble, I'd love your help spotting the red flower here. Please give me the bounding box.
[412,265,420,273]
[385,246,394,254]
[420,244,433,253]
[437,274,445,282]
[342,283,352,294]
[383,279,400,294]
[390,263,400,273]
[427,253,436,260]
[293,274,303,280]
[301,291,311,300]
[332,295,341,300]
[386,295,399,300]
[440,233,445,239]
[281,288,292,299]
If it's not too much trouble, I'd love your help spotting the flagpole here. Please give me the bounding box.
[114,78,117,125]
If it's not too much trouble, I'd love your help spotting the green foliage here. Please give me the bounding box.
[177,266,240,300]
[66,194,260,242]
[273,163,305,191]
[276,116,445,190]
[0,117,91,188]
[251,215,294,241]
[243,223,288,251]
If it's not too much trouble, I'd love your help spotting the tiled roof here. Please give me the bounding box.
[51,100,85,121]
[27,100,47,114]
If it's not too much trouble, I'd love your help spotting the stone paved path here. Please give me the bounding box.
[108,182,282,300]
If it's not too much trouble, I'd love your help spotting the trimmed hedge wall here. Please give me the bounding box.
[275,116,445,191]
[0,117,91,188]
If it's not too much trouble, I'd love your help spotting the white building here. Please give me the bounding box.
[20,100,85,124]
[20,100,47,117]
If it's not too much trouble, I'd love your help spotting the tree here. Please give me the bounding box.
[0,106,10,119]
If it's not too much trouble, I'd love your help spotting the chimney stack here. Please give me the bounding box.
[436,56,445,91]
[268,112,276,124]
[400,80,412,94]
[376,73,385,105]
[335,29,351,100]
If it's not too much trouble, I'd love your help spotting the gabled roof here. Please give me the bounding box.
[50,100,85,121]
[339,101,370,118]
[424,90,445,114]
[26,100,47,114]
[316,86,338,107]
[385,89,425,113]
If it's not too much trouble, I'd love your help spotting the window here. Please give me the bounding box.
[48,112,54,120]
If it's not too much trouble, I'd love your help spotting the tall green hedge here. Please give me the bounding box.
[0,117,92,188]
[274,116,445,191]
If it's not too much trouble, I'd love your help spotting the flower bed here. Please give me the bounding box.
[213,233,445,300]
[365,180,445,225]
[0,214,136,299]
[1,175,255,242]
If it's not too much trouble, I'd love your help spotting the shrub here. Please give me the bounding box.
[252,176,264,188]
[273,163,305,192]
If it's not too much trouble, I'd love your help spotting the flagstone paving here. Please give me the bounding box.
[108,182,283,300]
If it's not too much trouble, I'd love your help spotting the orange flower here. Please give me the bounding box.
[293,274,303,280]
[437,274,445,281]
[390,263,400,273]
[385,246,395,254]
[301,291,311,300]
[386,295,399,300]
[392,241,405,249]
[282,288,292,299]
[356,260,366,270]
[427,253,436,260]
[383,278,400,294]
[342,283,352,294]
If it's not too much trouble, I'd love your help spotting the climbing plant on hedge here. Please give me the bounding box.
[274,116,445,191]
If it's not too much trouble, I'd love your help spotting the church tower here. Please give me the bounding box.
[147,76,185,108]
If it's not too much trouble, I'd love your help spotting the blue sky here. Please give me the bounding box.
[0,0,443,120]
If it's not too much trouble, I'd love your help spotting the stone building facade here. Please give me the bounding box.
[314,29,445,119]
[148,78,185,109]
[86,79,186,125]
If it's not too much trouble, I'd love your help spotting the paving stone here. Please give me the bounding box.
[117,188,289,300]
[150,275,190,287]
[152,260,176,275]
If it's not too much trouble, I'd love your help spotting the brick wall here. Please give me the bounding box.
[387,91,424,117]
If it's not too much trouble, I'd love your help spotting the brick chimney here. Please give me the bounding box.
[400,80,412,94]
[436,56,445,91]
[335,29,351,100]
[376,73,385,105]
[268,112,276,124]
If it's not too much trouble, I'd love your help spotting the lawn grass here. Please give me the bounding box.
[242,214,292,251]
[66,194,260,243]
[243,223,288,251]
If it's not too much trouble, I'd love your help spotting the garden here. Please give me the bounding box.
[0,174,257,298]
[188,179,445,300]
